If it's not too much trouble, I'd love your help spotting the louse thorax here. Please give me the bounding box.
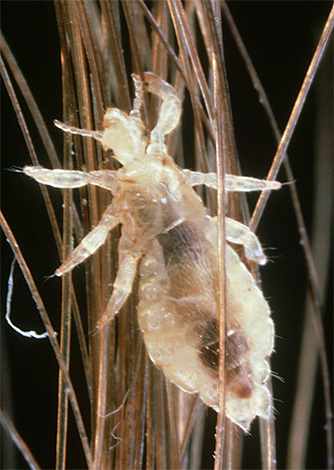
[116,153,209,238]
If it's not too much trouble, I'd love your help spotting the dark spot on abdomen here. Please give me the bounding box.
[198,320,254,399]
[226,366,254,399]
[157,220,205,266]
[198,319,219,373]
[225,328,249,370]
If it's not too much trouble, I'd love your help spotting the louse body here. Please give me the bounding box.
[24,72,280,431]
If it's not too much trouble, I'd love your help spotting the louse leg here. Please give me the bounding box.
[183,169,280,264]
[56,202,120,276]
[24,165,140,328]
[23,165,121,273]
[211,216,267,265]
[182,169,281,192]
[225,217,267,265]
[23,166,117,191]
[139,72,182,154]
[97,245,142,328]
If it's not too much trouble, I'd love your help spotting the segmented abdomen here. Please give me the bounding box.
[137,218,273,431]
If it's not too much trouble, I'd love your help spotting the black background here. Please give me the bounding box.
[1,2,333,469]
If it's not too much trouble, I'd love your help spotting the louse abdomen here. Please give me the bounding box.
[139,218,256,399]
[137,209,273,429]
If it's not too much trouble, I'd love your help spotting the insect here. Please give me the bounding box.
[23,72,281,431]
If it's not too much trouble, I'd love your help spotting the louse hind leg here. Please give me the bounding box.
[183,170,281,264]
[139,72,182,155]
[210,216,267,265]
[97,242,142,328]
[182,169,281,192]
[225,217,267,265]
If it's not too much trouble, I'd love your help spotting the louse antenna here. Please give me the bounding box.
[54,119,103,141]
[130,73,144,119]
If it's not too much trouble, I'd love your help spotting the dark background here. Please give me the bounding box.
[1,2,333,469]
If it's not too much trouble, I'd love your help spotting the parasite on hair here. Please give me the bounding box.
[23,72,281,431]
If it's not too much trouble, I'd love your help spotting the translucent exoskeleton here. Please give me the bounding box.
[23,72,281,431]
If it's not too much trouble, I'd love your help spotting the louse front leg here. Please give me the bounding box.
[139,72,182,155]
[182,169,281,192]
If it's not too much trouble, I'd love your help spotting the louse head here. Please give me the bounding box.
[101,108,149,165]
